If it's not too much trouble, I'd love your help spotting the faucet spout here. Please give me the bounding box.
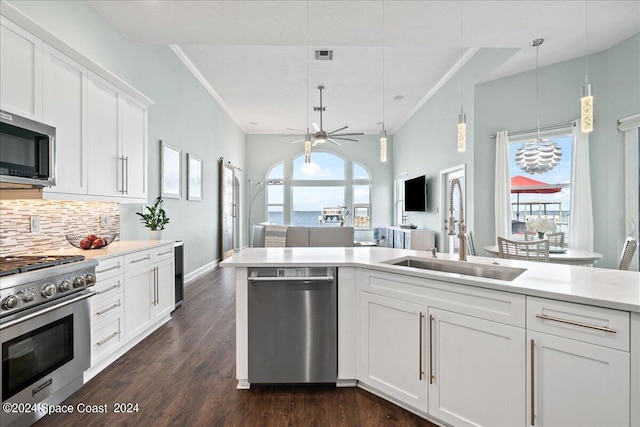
[448,178,467,261]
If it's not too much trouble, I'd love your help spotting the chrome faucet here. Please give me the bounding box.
[448,178,467,261]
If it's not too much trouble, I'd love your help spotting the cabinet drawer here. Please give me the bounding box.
[153,245,174,262]
[124,250,153,269]
[91,310,124,364]
[91,292,124,321]
[95,256,124,280]
[93,275,123,300]
[361,269,525,327]
[527,297,630,351]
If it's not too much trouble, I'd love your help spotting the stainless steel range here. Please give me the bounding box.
[0,255,97,427]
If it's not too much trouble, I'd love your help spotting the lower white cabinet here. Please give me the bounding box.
[358,292,427,409]
[429,308,525,427]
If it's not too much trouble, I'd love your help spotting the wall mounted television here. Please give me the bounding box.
[404,175,427,212]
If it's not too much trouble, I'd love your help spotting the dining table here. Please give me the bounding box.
[483,245,603,266]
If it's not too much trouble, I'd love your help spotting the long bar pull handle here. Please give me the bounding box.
[96,283,121,295]
[429,314,434,384]
[157,250,173,257]
[96,263,121,274]
[97,331,120,347]
[119,156,126,194]
[96,302,121,316]
[155,266,159,305]
[530,338,535,426]
[419,312,424,380]
[535,314,617,333]
[130,255,150,264]
[124,156,129,194]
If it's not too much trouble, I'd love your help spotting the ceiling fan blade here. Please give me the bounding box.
[289,139,305,144]
[330,137,359,142]
[327,125,348,134]
[332,132,365,136]
[327,138,342,146]
[278,133,304,137]
[312,122,320,132]
[286,127,307,133]
[312,140,319,146]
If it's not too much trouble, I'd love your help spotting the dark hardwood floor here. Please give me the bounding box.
[35,267,437,427]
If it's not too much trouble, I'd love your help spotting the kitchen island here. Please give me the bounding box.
[221,246,640,427]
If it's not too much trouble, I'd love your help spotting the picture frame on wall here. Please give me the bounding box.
[188,154,203,201]
[160,140,182,199]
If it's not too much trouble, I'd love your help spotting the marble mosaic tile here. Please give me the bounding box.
[0,200,120,256]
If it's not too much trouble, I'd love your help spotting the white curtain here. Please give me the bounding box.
[495,131,511,241]
[569,120,593,251]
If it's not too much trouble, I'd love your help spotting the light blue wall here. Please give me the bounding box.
[475,34,640,268]
[245,134,393,242]
[7,0,246,274]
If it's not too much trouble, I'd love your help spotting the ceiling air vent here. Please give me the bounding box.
[314,50,334,61]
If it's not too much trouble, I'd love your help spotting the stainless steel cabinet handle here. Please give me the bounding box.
[419,312,425,380]
[530,339,535,426]
[124,155,129,194]
[120,156,126,194]
[152,266,158,305]
[429,314,435,384]
[130,255,150,264]
[535,314,617,333]
[96,282,121,295]
[155,266,159,305]
[97,331,120,347]
[97,263,121,274]
[157,250,172,256]
[96,302,121,316]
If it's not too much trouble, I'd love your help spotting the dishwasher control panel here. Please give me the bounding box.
[277,268,305,277]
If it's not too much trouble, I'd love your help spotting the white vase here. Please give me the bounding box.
[149,230,163,240]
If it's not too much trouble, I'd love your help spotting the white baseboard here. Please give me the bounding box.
[184,259,219,285]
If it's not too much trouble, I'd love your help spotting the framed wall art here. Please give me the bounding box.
[160,140,182,199]
[188,153,203,201]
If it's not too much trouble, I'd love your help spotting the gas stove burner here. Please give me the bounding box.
[0,255,86,277]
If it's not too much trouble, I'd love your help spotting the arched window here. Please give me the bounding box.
[265,152,372,229]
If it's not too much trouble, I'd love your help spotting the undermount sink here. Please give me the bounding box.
[385,256,526,281]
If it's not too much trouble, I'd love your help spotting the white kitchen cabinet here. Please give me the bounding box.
[429,308,525,427]
[0,17,42,120]
[119,96,147,200]
[124,263,154,341]
[42,44,88,195]
[526,297,630,427]
[357,292,428,409]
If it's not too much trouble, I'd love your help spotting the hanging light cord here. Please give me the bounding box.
[381,0,385,131]
[535,41,540,142]
[306,0,309,133]
[584,0,589,85]
[459,3,463,109]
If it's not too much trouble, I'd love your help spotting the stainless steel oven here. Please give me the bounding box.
[0,256,97,427]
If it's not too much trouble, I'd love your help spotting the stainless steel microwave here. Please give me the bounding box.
[0,110,56,188]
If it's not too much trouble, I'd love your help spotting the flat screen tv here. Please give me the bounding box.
[404,175,427,212]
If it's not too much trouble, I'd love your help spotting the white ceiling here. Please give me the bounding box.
[87,1,640,135]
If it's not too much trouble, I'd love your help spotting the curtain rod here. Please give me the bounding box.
[490,121,576,139]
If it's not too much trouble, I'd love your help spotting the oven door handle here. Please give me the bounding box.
[0,290,95,330]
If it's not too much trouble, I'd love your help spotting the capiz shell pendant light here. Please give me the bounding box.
[515,38,562,175]
[580,1,594,133]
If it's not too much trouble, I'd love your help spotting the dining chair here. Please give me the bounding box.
[545,231,565,248]
[618,237,639,270]
[465,231,476,256]
[497,236,550,262]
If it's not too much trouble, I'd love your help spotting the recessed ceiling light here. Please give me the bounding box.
[249,121,258,125]
[393,95,404,100]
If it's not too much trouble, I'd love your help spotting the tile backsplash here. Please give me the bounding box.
[0,200,120,256]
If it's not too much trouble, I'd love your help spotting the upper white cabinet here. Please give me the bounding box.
[42,44,88,195]
[1,15,152,203]
[0,17,42,120]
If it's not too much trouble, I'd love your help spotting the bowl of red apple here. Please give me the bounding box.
[66,233,118,250]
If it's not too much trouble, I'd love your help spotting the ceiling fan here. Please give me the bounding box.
[288,85,364,146]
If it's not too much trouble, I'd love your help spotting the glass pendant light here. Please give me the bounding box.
[304,132,311,164]
[515,38,562,175]
[580,1,594,133]
[380,129,387,162]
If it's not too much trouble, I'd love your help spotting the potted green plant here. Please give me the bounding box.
[137,196,170,240]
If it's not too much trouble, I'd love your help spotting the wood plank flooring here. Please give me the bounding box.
[35,267,437,427]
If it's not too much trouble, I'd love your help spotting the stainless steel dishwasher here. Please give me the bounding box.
[248,267,337,384]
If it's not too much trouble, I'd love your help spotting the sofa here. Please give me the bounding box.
[252,224,354,247]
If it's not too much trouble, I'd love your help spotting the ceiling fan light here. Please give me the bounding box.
[380,130,387,162]
[581,83,594,133]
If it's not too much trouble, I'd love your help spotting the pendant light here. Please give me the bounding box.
[515,39,562,175]
[580,0,594,133]
[379,0,387,162]
[304,0,312,163]
[456,5,466,152]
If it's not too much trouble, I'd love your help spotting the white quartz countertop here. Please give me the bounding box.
[37,240,175,261]
[221,247,640,313]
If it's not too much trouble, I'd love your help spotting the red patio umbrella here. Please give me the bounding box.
[510,175,562,220]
